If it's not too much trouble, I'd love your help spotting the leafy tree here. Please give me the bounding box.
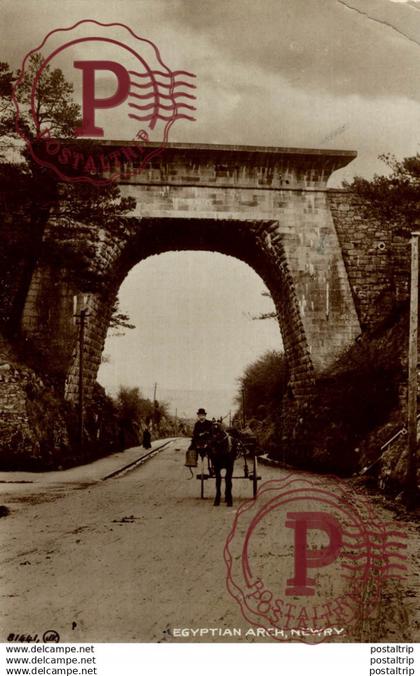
[3,54,136,234]
[0,55,135,332]
[116,386,152,424]
[234,350,289,454]
[0,62,15,141]
[115,386,171,441]
[251,291,278,321]
[235,350,289,422]
[0,62,13,98]
[152,399,169,427]
[50,181,135,234]
[14,52,80,139]
[109,297,135,336]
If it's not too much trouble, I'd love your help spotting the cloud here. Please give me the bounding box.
[1,0,419,182]
[166,0,420,103]
[4,0,420,104]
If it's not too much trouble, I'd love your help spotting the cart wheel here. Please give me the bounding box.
[200,456,205,499]
[252,454,258,498]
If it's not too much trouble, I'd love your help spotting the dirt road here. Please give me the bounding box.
[0,439,418,643]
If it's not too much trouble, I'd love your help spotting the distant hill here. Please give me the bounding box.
[154,387,236,420]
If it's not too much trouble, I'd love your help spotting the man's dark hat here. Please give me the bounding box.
[197,408,207,415]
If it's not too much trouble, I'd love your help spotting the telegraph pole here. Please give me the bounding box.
[152,382,159,434]
[74,294,90,452]
[406,232,420,508]
[78,307,87,450]
[242,387,246,427]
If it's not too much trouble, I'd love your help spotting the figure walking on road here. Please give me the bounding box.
[142,426,152,449]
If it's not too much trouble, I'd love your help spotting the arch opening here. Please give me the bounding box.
[64,217,316,405]
[98,250,283,418]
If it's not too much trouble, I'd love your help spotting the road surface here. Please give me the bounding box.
[0,439,418,643]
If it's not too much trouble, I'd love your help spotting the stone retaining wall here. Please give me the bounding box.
[0,341,70,468]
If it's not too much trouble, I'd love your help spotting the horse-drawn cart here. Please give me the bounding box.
[186,427,262,500]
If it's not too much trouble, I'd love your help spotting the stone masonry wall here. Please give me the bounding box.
[0,211,35,332]
[119,182,361,373]
[18,147,365,409]
[3,144,414,469]
[0,336,70,469]
[0,362,33,457]
[329,189,410,333]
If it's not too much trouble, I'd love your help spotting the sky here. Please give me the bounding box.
[1,0,419,417]
[99,252,281,418]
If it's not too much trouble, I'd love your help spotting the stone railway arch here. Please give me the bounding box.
[21,143,361,409]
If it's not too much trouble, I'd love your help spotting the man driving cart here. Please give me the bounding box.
[189,408,214,475]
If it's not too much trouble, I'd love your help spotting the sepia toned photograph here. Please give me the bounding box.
[0,0,419,651]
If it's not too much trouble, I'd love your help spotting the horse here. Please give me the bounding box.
[207,421,237,507]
